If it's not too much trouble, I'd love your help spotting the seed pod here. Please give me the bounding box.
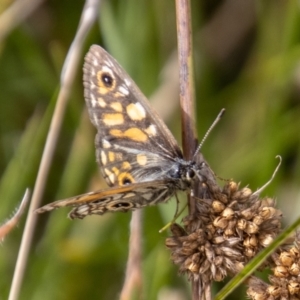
[244,235,258,248]
[212,200,225,213]
[232,187,252,201]
[213,216,228,229]
[245,221,259,235]
[212,236,225,244]
[253,215,264,226]
[288,281,300,295]
[214,269,226,282]
[244,247,255,258]
[221,207,235,220]
[289,262,300,276]
[214,256,223,266]
[259,233,274,247]
[224,220,237,236]
[290,246,300,258]
[266,285,282,297]
[237,219,247,231]
[260,207,277,220]
[273,265,288,278]
[279,251,294,267]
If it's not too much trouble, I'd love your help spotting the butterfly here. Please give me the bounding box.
[36,45,216,219]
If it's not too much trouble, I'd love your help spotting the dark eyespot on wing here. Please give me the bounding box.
[101,73,113,87]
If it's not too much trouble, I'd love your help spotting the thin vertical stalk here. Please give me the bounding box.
[120,211,143,300]
[175,0,199,299]
[175,0,197,214]
[175,0,197,159]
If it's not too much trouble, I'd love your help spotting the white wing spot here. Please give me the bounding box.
[77,205,89,215]
[92,58,99,66]
[105,60,113,67]
[136,154,147,166]
[102,66,113,74]
[90,94,97,107]
[112,194,122,200]
[142,193,153,200]
[126,103,146,121]
[118,86,129,96]
[92,115,99,126]
[110,102,123,112]
[124,78,131,86]
[104,168,115,184]
[98,97,107,107]
[102,139,112,149]
[123,192,136,199]
[145,124,157,136]
[101,151,107,165]
[90,82,96,90]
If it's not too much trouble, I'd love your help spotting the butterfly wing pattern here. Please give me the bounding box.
[84,45,184,187]
[36,45,212,219]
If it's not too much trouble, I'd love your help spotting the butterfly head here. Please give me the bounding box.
[170,158,213,191]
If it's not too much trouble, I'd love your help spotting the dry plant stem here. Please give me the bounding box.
[120,211,143,300]
[175,0,197,160]
[8,1,100,300]
[175,1,200,299]
[175,0,197,213]
[0,0,45,43]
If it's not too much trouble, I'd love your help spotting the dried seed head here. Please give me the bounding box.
[166,177,283,291]
[248,232,300,299]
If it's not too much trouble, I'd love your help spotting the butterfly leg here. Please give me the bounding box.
[159,193,188,233]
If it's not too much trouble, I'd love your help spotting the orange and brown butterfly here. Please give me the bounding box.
[36,45,215,219]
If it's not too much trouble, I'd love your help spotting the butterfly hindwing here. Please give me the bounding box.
[35,181,175,219]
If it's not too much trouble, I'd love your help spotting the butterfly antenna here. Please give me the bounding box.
[193,108,226,160]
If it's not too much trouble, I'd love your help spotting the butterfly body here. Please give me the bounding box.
[36,45,213,219]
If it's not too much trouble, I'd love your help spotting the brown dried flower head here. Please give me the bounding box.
[247,234,300,300]
[166,177,282,288]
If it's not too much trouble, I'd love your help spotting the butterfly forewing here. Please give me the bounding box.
[83,45,183,188]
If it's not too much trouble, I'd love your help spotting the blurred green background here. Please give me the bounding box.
[0,0,300,299]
